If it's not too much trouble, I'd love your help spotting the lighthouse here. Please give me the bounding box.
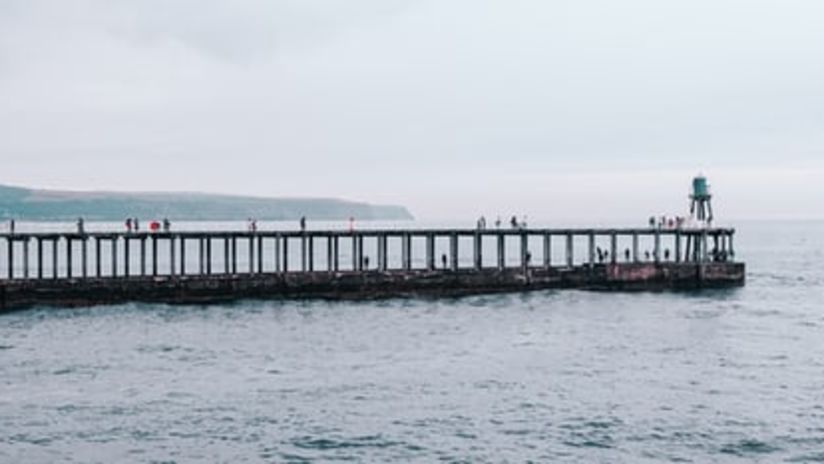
[689,175,713,226]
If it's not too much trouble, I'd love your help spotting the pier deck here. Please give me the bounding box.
[0,227,744,311]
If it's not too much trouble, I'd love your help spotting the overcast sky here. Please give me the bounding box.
[1,0,822,221]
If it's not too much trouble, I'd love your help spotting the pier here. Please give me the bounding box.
[0,227,744,311]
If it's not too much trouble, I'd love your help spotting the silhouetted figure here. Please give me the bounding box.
[133,218,140,232]
[76,217,84,234]
[625,248,631,261]
[525,251,532,266]
[649,216,656,228]
[510,216,518,229]
[645,251,651,261]
[664,249,671,261]
[495,217,502,229]
[477,216,487,230]
[162,218,171,232]
[125,218,133,232]
[441,253,448,269]
[9,219,15,235]
[300,216,307,232]
[363,256,370,270]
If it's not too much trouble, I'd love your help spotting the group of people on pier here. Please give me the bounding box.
[476,215,529,230]
[124,217,171,233]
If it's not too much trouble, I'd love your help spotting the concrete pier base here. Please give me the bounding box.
[0,262,745,312]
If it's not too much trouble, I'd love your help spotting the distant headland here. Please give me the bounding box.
[0,184,413,221]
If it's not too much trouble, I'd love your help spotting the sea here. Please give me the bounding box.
[0,220,822,463]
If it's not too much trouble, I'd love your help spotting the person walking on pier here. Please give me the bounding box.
[510,216,519,229]
[162,218,171,232]
[8,219,15,235]
[125,218,133,233]
[300,216,307,232]
[133,218,140,232]
[441,253,448,270]
[76,217,85,234]
[495,216,501,229]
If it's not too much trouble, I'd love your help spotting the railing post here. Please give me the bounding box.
[610,233,617,264]
[181,237,187,275]
[326,236,334,272]
[112,237,118,277]
[675,231,682,263]
[152,236,159,276]
[357,235,365,271]
[701,230,709,262]
[199,237,205,275]
[203,236,212,275]
[543,233,551,269]
[123,237,129,277]
[5,237,11,280]
[301,234,308,272]
[96,237,102,278]
[588,232,595,268]
[274,235,281,273]
[450,233,458,271]
[231,236,237,275]
[566,233,573,268]
[729,231,735,259]
[520,232,528,270]
[379,234,388,272]
[22,238,29,279]
[426,233,435,271]
[497,233,505,270]
[654,229,661,264]
[308,235,314,272]
[140,237,147,276]
[333,236,339,272]
[37,238,43,279]
[282,236,289,272]
[224,237,230,274]
[107,235,113,277]
[632,233,639,263]
[249,236,255,274]
[474,232,482,270]
[169,235,176,276]
[81,237,88,278]
[66,237,72,278]
[52,239,58,279]
[402,233,411,271]
[351,235,358,271]
[257,236,263,273]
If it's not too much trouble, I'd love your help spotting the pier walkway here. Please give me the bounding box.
[0,227,744,311]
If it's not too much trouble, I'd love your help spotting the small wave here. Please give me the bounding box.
[718,438,781,456]
[292,434,400,451]
[789,452,824,462]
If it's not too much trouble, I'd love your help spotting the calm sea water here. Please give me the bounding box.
[1,221,822,463]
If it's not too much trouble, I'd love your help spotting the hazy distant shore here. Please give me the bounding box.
[0,185,413,221]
